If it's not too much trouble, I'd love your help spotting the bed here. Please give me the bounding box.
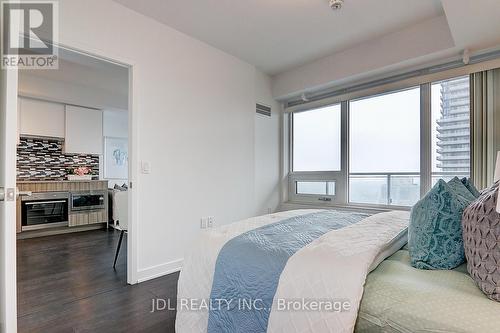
[356,247,500,333]
[176,209,500,333]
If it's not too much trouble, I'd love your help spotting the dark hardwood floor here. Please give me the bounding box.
[17,229,179,333]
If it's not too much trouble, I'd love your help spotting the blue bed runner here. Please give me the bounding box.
[207,210,371,333]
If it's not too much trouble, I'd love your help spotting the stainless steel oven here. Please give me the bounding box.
[70,191,106,212]
[21,192,69,231]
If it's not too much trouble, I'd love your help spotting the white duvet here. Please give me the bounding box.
[176,209,409,333]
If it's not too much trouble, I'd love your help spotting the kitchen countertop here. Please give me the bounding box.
[17,180,107,183]
[17,180,109,193]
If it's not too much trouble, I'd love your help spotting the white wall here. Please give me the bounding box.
[18,73,127,110]
[57,0,279,282]
[272,16,457,100]
[103,110,128,138]
[103,109,129,187]
[254,72,280,215]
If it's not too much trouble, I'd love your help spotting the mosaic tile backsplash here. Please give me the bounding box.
[17,137,100,181]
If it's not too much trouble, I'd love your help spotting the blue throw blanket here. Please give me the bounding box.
[207,210,371,333]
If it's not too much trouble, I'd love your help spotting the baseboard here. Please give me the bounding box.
[137,258,183,283]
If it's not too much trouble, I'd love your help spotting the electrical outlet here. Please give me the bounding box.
[267,207,272,214]
[200,217,214,229]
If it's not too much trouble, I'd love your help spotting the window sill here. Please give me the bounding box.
[280,201,411,214]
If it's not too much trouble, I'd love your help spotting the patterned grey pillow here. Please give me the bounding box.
[462,181,500,302]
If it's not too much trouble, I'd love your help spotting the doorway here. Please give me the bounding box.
[2,43,136,331]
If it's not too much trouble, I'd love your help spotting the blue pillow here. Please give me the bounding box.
[409,179,473,270]
[460,177,481,198]
[447,177,476,201]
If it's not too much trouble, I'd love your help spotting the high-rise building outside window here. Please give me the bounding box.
[431,76,470,184]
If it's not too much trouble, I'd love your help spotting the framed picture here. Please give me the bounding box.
[104,137,128,179]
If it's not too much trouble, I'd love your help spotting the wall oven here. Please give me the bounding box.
[21,192,69,231]
[70,191,106,212]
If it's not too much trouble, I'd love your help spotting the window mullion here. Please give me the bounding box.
[340,101,349,204]
[420,83,432,197]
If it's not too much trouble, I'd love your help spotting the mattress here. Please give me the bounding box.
[355,248,500,333]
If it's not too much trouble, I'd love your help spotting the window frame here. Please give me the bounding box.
[286,76,472,209]
[288,102,348,205]
[347,86,422,207]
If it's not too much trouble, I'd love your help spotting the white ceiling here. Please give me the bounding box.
[113,0,444,75]
[19,47,129,110]
[21,47,129,96]
[441,0,500,51]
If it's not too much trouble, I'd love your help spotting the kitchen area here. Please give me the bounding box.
[16,99,112,238]
[15,48,129,239]
[17,180,109,236]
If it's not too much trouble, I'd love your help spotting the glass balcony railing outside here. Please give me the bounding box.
[349,172,469,207]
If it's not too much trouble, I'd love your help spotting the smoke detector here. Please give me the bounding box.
[329,0,344,10]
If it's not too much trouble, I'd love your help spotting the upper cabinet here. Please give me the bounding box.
[65,105,103,155]
[19,97,65,138]
[18,98,104,155]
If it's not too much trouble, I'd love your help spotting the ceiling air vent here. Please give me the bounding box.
[256,103,271,117]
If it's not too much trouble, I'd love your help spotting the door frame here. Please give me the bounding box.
[1,5,20,330]
[10,40,139,286]
[1,56,20,333]
[51,42,139,284]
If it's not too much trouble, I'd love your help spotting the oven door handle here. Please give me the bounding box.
[17,190,32,198]
[24,200,66,205]
[16,187,32,198]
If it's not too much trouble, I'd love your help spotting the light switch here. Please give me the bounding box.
[141,161,151,174]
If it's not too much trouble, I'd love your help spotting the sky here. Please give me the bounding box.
[293,88,421,173]
[349,88,420,173]
[293,104,341,171]
[293,81,468,174]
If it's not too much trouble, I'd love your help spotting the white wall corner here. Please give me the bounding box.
[254,69,281,215]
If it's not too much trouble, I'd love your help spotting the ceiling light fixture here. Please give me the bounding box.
[329,0,344,10]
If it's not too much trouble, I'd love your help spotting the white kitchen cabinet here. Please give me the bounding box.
[19,97,65,138]
[65,105,103,154]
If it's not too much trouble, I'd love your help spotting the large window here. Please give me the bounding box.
[292,104,341,172]
[349,88,420,206]
[288,76,471,208]
[431,76,470,184]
